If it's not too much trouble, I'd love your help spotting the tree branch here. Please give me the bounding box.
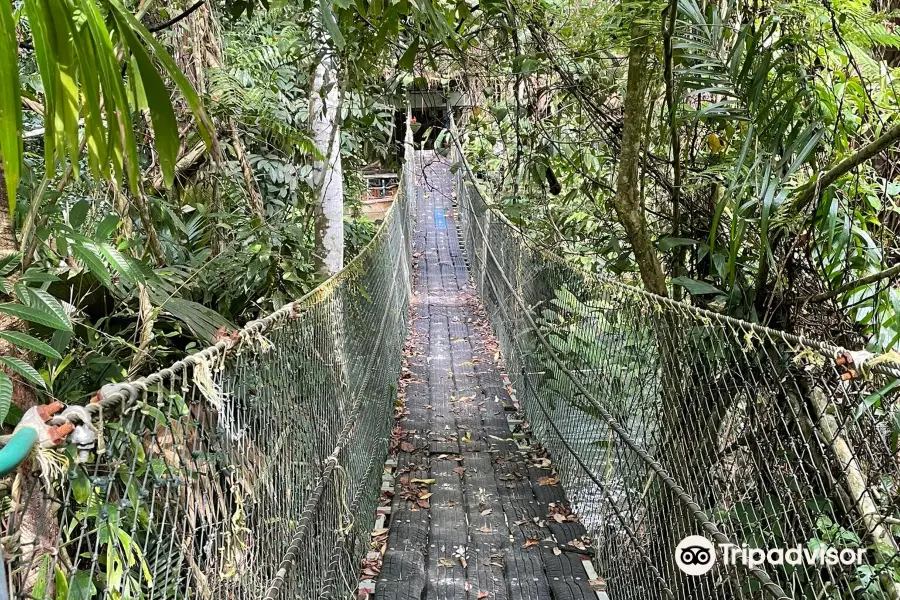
[792,263,900,304]
[786,123,900,216]
[149,0,205,32]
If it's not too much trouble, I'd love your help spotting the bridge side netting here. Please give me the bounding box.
[3,140,414,600]
[453,137,900,600]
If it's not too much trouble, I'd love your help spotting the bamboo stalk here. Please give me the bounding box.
[809,387,900,600]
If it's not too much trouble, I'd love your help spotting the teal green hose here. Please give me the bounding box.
[0,428,38,478]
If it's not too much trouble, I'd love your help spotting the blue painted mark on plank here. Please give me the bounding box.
[434,209,447,229]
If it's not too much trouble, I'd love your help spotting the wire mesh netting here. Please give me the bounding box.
[452,139,900,600]
[2,141,414,600]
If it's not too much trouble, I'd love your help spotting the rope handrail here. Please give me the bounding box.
[2,113,416,600]
[451,138,792,600]
[449,126,900,380]
[450,119,900,600]
[84,176,413,420]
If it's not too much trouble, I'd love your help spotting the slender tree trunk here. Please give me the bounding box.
[309,42,344,276]
[663,0,684,300]
[611,20,726,502]
[0,165,35,411]
[230,122,265,223]
[134,193,166,264]
[611,21,667,297]
[609,22,725,592]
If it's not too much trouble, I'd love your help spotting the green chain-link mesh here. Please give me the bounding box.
[2,134,415,600]
[452,131,900,600]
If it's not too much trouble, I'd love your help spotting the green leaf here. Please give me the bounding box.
[0,0,21,207]
[72,241,112,287]
[0,331,62,359]
[23,0,58,176]
[150,294,235,344]
[0,252,20,276]
[94,214,120,240]
[891,410,900,453]
[54,566,69,600]
[855,379,900,420]
[0,302,72,331]
[67,6,106,178]
[0,372,11,425]
[127,55,148,110]
[672,276,725,296]
[318,0,345,50]
[0,356,46,389]
[99,243,139,283]
[44,0,81,177]
[72,469,90,503]
[19,268,60,284]
[4,402,21,426]
[110,10,179,189]
[24,288,71,330]
[31,557,51,600]
[67,570,93,600]
[68,199,90,229]
[106,0,213,149]
[399,38,418,71]
[76,0,132,184]
[657,237,700,252]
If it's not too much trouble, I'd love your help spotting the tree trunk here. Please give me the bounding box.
[134,193,166,264]
[609,22,726,592]
[611,21,667,297]
[309,42,345,277]
[0,165,35,411]
[610,17,726,512]
[230,122,266,223]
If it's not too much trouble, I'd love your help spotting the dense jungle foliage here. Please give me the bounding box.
[458,0,900,353]
[0,0,899,595]
[0,0,896,438]
[0,0,416,417]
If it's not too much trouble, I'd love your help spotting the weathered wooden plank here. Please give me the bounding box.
[372,152,608,600]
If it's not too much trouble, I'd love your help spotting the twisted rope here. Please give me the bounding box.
[44,160,412,434]
[449,126,900,380]
[454,134,794,600]
[261,232,406,600]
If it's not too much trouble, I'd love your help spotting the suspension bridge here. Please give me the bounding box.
[3,123,900,600]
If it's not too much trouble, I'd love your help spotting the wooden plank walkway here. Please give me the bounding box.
[371,151,601,600]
